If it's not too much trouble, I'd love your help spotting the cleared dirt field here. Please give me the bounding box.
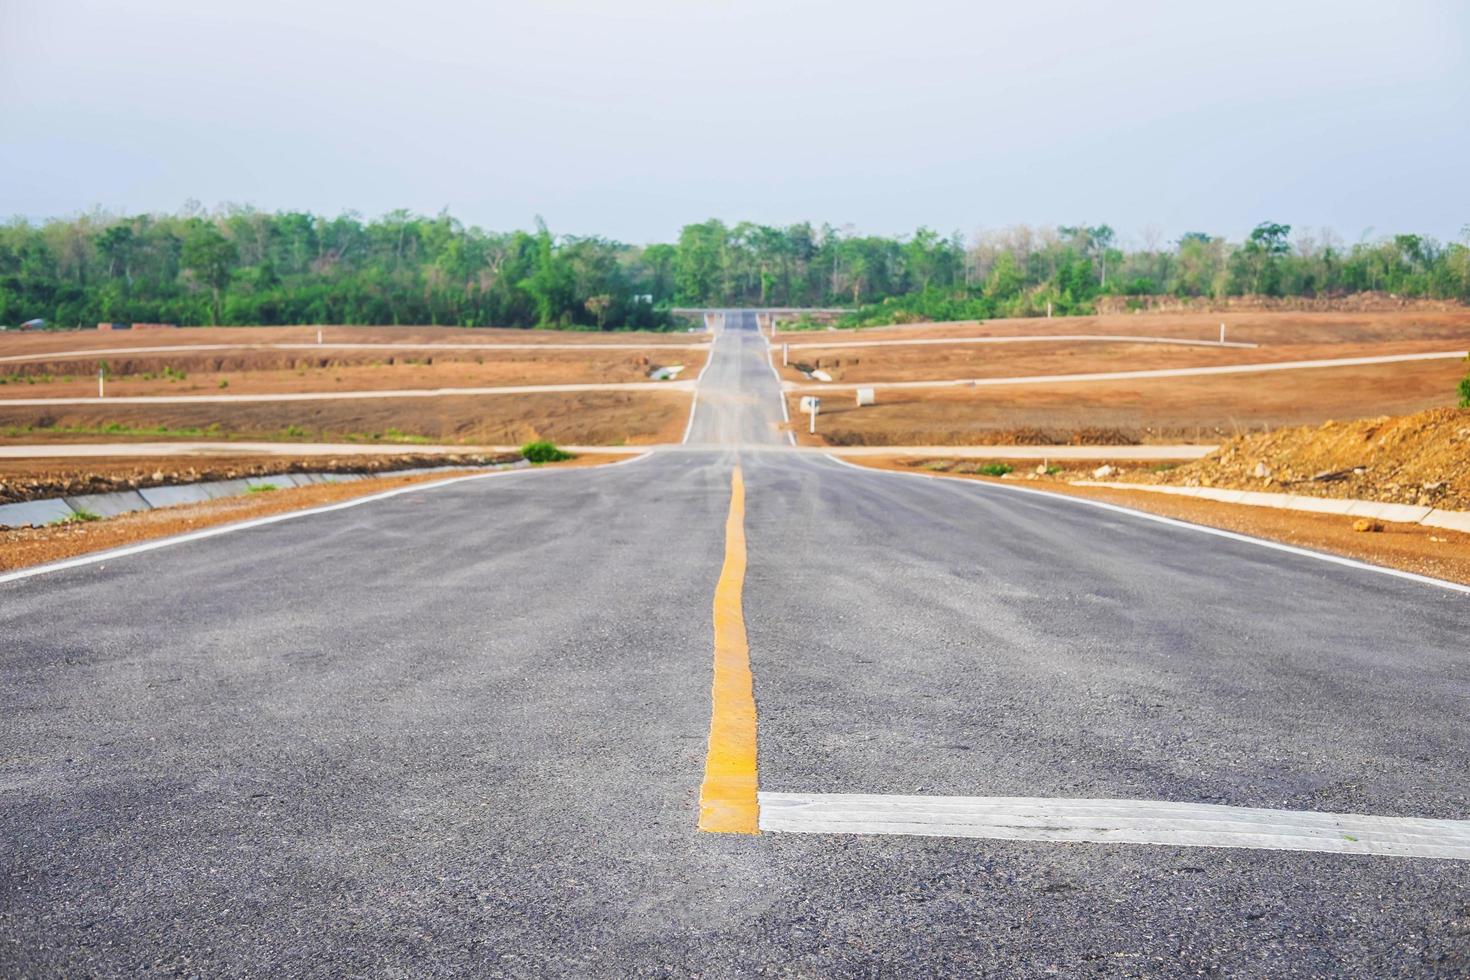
[0,389,691,447]
[0,349,705,398]
[0,325,701,453]
[774,310,1470,385]
[789,359,1468,446]
[775,309,1470,346]
[0,324,708,357]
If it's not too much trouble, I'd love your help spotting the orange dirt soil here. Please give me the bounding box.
[848,456,1470,588]
[0,348,706,398]
[0,455,621,572]
[0,324,708,357]
[785,360,1467,447]
[773,310,1470,385]
[0,451,521,504]
[1122,407,1470,511]
[774,309,1470,347]
[0,389,692,447]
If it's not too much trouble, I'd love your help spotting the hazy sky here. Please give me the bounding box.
[2,0,1467,245]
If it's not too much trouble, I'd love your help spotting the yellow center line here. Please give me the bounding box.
[698,465,760,834]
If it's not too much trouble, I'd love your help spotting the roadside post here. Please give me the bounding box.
[317,328,323,345]
[856,387,875,407]
[98,366,104,398]
[782,343,789,366]
[1219,322,1226,344]
[798,395,821,434]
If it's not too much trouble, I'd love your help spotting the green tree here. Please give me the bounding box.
[180,224,239,324]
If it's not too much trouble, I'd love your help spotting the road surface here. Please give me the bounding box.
[3,311,1468,976]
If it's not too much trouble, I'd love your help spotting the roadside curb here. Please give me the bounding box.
[1072,480,1470,534]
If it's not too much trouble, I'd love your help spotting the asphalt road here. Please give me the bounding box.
[3,311,1469,976]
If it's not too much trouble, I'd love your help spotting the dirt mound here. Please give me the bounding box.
[1139,407,1470,510]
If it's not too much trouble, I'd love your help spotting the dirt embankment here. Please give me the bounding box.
[1125,407,1470,511]
[0,452,521,504]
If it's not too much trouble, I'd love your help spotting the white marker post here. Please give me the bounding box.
[782,343,789,366]
[807,396,821,434]
[1219,322,1226,344]
[317,328,323,345]
[98,366,104,398]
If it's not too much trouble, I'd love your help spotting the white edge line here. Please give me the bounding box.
[761,325,796,445]
[822,453,1470,596]
[0,452,653,586]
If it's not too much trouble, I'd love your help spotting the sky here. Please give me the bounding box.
[1,0,1467,246]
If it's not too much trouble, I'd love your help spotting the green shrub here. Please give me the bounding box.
[521,440,574,463]
[246,483,279,493]
[1459,372,1470,408]
[976,463,1014,477]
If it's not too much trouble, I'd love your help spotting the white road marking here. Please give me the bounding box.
[823,453,1470,595]
[0,453,653,586]
[0,341,711,364]
[789,350,1470,391]
[762,328,796,445]
[784,333,1258,350]
[758,793,1470,860]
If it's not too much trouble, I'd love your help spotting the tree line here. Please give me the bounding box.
[2,208,1467,330]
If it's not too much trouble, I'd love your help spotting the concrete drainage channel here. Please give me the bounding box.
[0,461,531,529]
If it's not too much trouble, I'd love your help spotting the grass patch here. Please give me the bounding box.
[50,508,102,525]
[976,463,1014,477]
[1459,372,1470,408]
[380,428,431,444]
[246,483,279,493]
[521,440,574,463]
